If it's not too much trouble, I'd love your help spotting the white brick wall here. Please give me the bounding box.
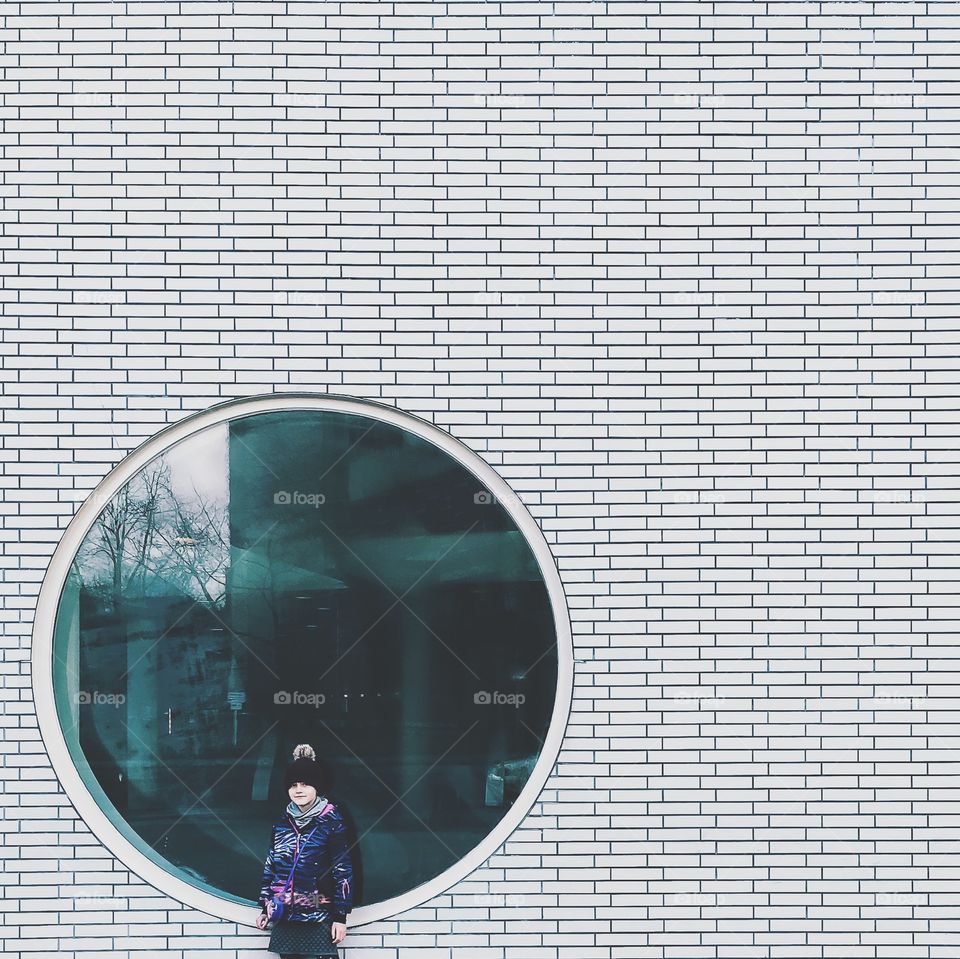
[4,0,959,956]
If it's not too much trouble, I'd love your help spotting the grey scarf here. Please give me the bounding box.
[286,793,327,829]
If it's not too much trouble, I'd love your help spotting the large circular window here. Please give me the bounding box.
[34,393,573,925]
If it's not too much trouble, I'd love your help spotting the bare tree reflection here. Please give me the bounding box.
[71,459,229,609]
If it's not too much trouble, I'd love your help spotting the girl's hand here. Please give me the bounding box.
[331,921,347,944]
[255,911,269,930]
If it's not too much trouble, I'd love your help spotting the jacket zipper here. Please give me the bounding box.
[291,819,301,904]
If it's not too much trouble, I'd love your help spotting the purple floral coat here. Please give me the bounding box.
[258,800,353,924]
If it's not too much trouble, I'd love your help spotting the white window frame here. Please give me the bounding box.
[32,391,575,927]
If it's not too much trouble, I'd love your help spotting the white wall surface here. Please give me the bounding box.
[3,1,958,957]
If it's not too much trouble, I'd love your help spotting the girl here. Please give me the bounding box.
[256,744,354,957]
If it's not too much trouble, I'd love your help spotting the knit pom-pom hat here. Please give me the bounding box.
[283,743,327,791]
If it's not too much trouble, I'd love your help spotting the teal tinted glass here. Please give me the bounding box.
[53,409,559,906]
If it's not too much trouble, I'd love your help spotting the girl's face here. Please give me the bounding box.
[288,781,317,807]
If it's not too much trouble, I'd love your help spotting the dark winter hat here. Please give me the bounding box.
[283,743,326,791]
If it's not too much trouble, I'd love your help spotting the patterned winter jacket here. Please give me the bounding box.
[258,800,353,924]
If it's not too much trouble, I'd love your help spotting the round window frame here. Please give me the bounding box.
[33,391,574,926]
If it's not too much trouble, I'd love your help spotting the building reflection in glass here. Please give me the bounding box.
[54,409,558,906]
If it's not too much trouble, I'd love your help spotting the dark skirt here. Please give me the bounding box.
[267,918,339,957]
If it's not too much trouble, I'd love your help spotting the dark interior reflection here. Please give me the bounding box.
[54,409,558,904]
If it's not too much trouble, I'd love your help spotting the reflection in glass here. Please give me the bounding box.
[53,409,558,906]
